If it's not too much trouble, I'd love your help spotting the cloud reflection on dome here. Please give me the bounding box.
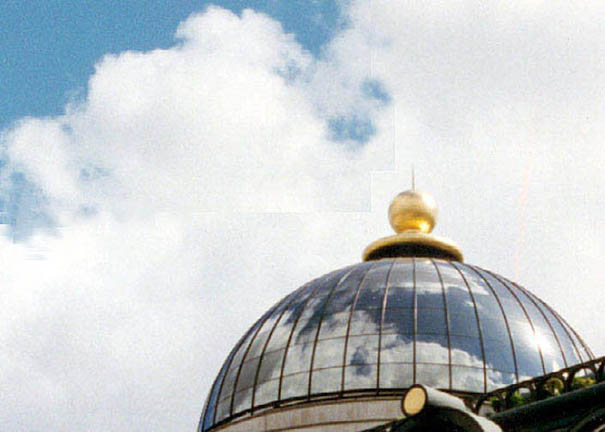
[200,258,593,431]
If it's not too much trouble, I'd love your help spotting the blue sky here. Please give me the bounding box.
[1,1,347,239]
[0,2,602,431]
[0,0,342,130]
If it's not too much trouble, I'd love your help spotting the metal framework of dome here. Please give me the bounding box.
[198,189,593,432]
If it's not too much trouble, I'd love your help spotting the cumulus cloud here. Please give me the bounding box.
[0,2,603,431]
[0,7,388,431]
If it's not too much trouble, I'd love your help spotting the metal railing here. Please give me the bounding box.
[473,356,605,414]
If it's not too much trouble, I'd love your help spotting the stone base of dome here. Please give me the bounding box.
[209,397,403,432]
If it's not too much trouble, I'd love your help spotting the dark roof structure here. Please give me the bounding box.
[362,355,605,431]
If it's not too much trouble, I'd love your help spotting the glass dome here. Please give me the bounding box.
[199,257,593,431]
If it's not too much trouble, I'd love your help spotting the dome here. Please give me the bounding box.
[199,258,593,431]
[198,189,594,431]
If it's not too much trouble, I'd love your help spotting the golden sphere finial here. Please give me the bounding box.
[388,190,437,234]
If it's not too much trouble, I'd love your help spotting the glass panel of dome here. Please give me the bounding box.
[416,292,446,310]
[256,348,284,384]
[455,267,519,375]
[459,265,507,320]
[291,296,329,344]
[380,334,413,363]
[514,294,550,331]
[486,370,516,391]
[220,307,274,397]
[253,378,279,407]
[521,288,592,361]
[235,357,261,392]
[435,261,466,289]
[385,286,414,309]
[457,266,490,293]
[512,291,566,372]
[265,316,299,353]
[452,366,484,392]
[533,327,565,372]
[232,387,253,414]
[284,289,315,320]
[346,334,379,366]
[495,295,528,322]
[311,367,342,393]
[246,330,271,361]
[281,371,309,400]
[541,341,566,373]
[283,342,313,375]
[332,262,373,293]
[264,289,315,352]
[417,308,447,335]
[509,314,545,379]
[416,363,449,389]
[206,300,286,426]
[450,335,483,368]
[413,258,437,277]
[245,296,297,361]
[381,307,414,335]
[292,321,322,346]
[202,347,236,429]
[415,259,445,310]
[482,337,515,373]
[218,354,245,404]
[448,310,480,337]
[306,294,333,318]
[379,363,414,388]
[388,259,414,287]
[479,316,512,343]
[513,332,545,378]
[325,288,356,314]
[283,298,326,347]
[507,318,539,349]
[416,334,449,363]
[439,263,479,336]
[561,320,592,362]
[317,311,349,340]
[313,337,345,369]
[349,309,381,335]
[472,270,527,321]
[355,284,385,310]
[215,397,231,422]
[310,268,350,298]
[345,364,377,390]
[361,260,392,288]
[539,305,582,365]
[287,284,315,309]
[443,285,475,312]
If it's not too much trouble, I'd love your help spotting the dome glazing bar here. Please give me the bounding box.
[376,260,397,391]
[510,278,570,370]
[340,262,377,393]
[489,271,548,376]
[451,261,489,393]
[250,285,302,411]
[512,278,593,361]
[307,267,357,397]
[467,265,520,384]
[430,259,453,389]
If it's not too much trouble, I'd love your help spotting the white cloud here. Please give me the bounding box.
[0,7,387,430]
[336,0,604,354]
[0,2,603,431]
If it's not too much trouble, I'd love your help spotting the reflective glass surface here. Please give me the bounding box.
[199,258,593,431]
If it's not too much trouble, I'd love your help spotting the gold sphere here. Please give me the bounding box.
[388,190,437,234]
